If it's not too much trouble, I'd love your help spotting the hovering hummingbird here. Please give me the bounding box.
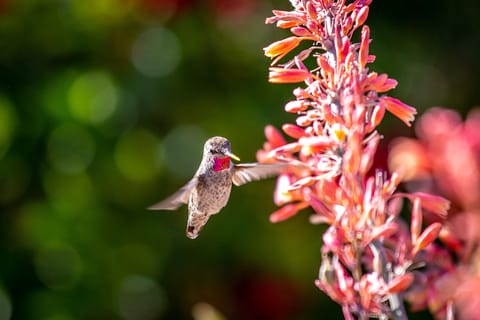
[149,136,287,239]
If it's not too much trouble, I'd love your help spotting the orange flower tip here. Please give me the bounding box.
[386,273,414,294]
[269,202,308,223]
[293,87,310,99]
[384,78,398,89]
[282,123,306,139]
[285,100,309,113]
[306,1,317,20]
[380,96,417,127]
[296,115,312,127]
[263,36,302,59]
[265,125,286,148]
[412,222,442,256]
[317,55,334,75]
[412,192,450,218]
[370,105,385,128]
[359,25,370,68]
[291,27,312,37]
[268,67,310,84]
[354,6,369,28]
[276,21,301,29]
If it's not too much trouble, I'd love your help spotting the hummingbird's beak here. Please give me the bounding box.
[225,151,240,161]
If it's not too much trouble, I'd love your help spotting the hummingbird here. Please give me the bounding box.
[149,136,287,239]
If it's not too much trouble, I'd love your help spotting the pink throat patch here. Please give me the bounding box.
[213,157,231,172]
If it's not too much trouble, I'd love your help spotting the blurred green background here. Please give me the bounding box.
[0,0,478,319]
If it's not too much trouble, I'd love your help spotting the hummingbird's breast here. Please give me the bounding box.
[190,169,233,215]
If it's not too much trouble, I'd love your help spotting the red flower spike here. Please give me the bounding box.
[258,1,439,317]
[412,222,442,256]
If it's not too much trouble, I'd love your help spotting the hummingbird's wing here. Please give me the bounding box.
[148,177,198,210]
[232,163,288,186]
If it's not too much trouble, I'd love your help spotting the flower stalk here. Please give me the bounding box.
[259,1,450,318]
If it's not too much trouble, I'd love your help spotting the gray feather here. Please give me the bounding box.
[232,163,288,186]
[148,177,198,210]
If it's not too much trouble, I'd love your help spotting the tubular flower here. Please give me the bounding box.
[258,1,450,319]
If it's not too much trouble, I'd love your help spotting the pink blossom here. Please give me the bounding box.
[259,1,450,319]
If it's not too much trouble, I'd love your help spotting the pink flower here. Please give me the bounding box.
[259,1,449,319]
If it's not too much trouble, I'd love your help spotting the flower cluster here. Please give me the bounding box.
[258,1,450,319]
[390,107,480,320]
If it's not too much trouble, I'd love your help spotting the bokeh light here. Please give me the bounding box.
[0,154,29,204]
[0,95,16,159]
[47,123,95,174]
[0,287,12,320]
[131,26,181,78]
[34,242,83,291]
[117,275,166,320]
[42,170,96,214]
[67,71,118,125]
[162,126,207,180]
[114,128,162,182]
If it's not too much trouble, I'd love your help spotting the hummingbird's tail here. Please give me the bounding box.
[186,212,210,239]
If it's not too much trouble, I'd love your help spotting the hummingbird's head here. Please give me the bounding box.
[203,136,240,161]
